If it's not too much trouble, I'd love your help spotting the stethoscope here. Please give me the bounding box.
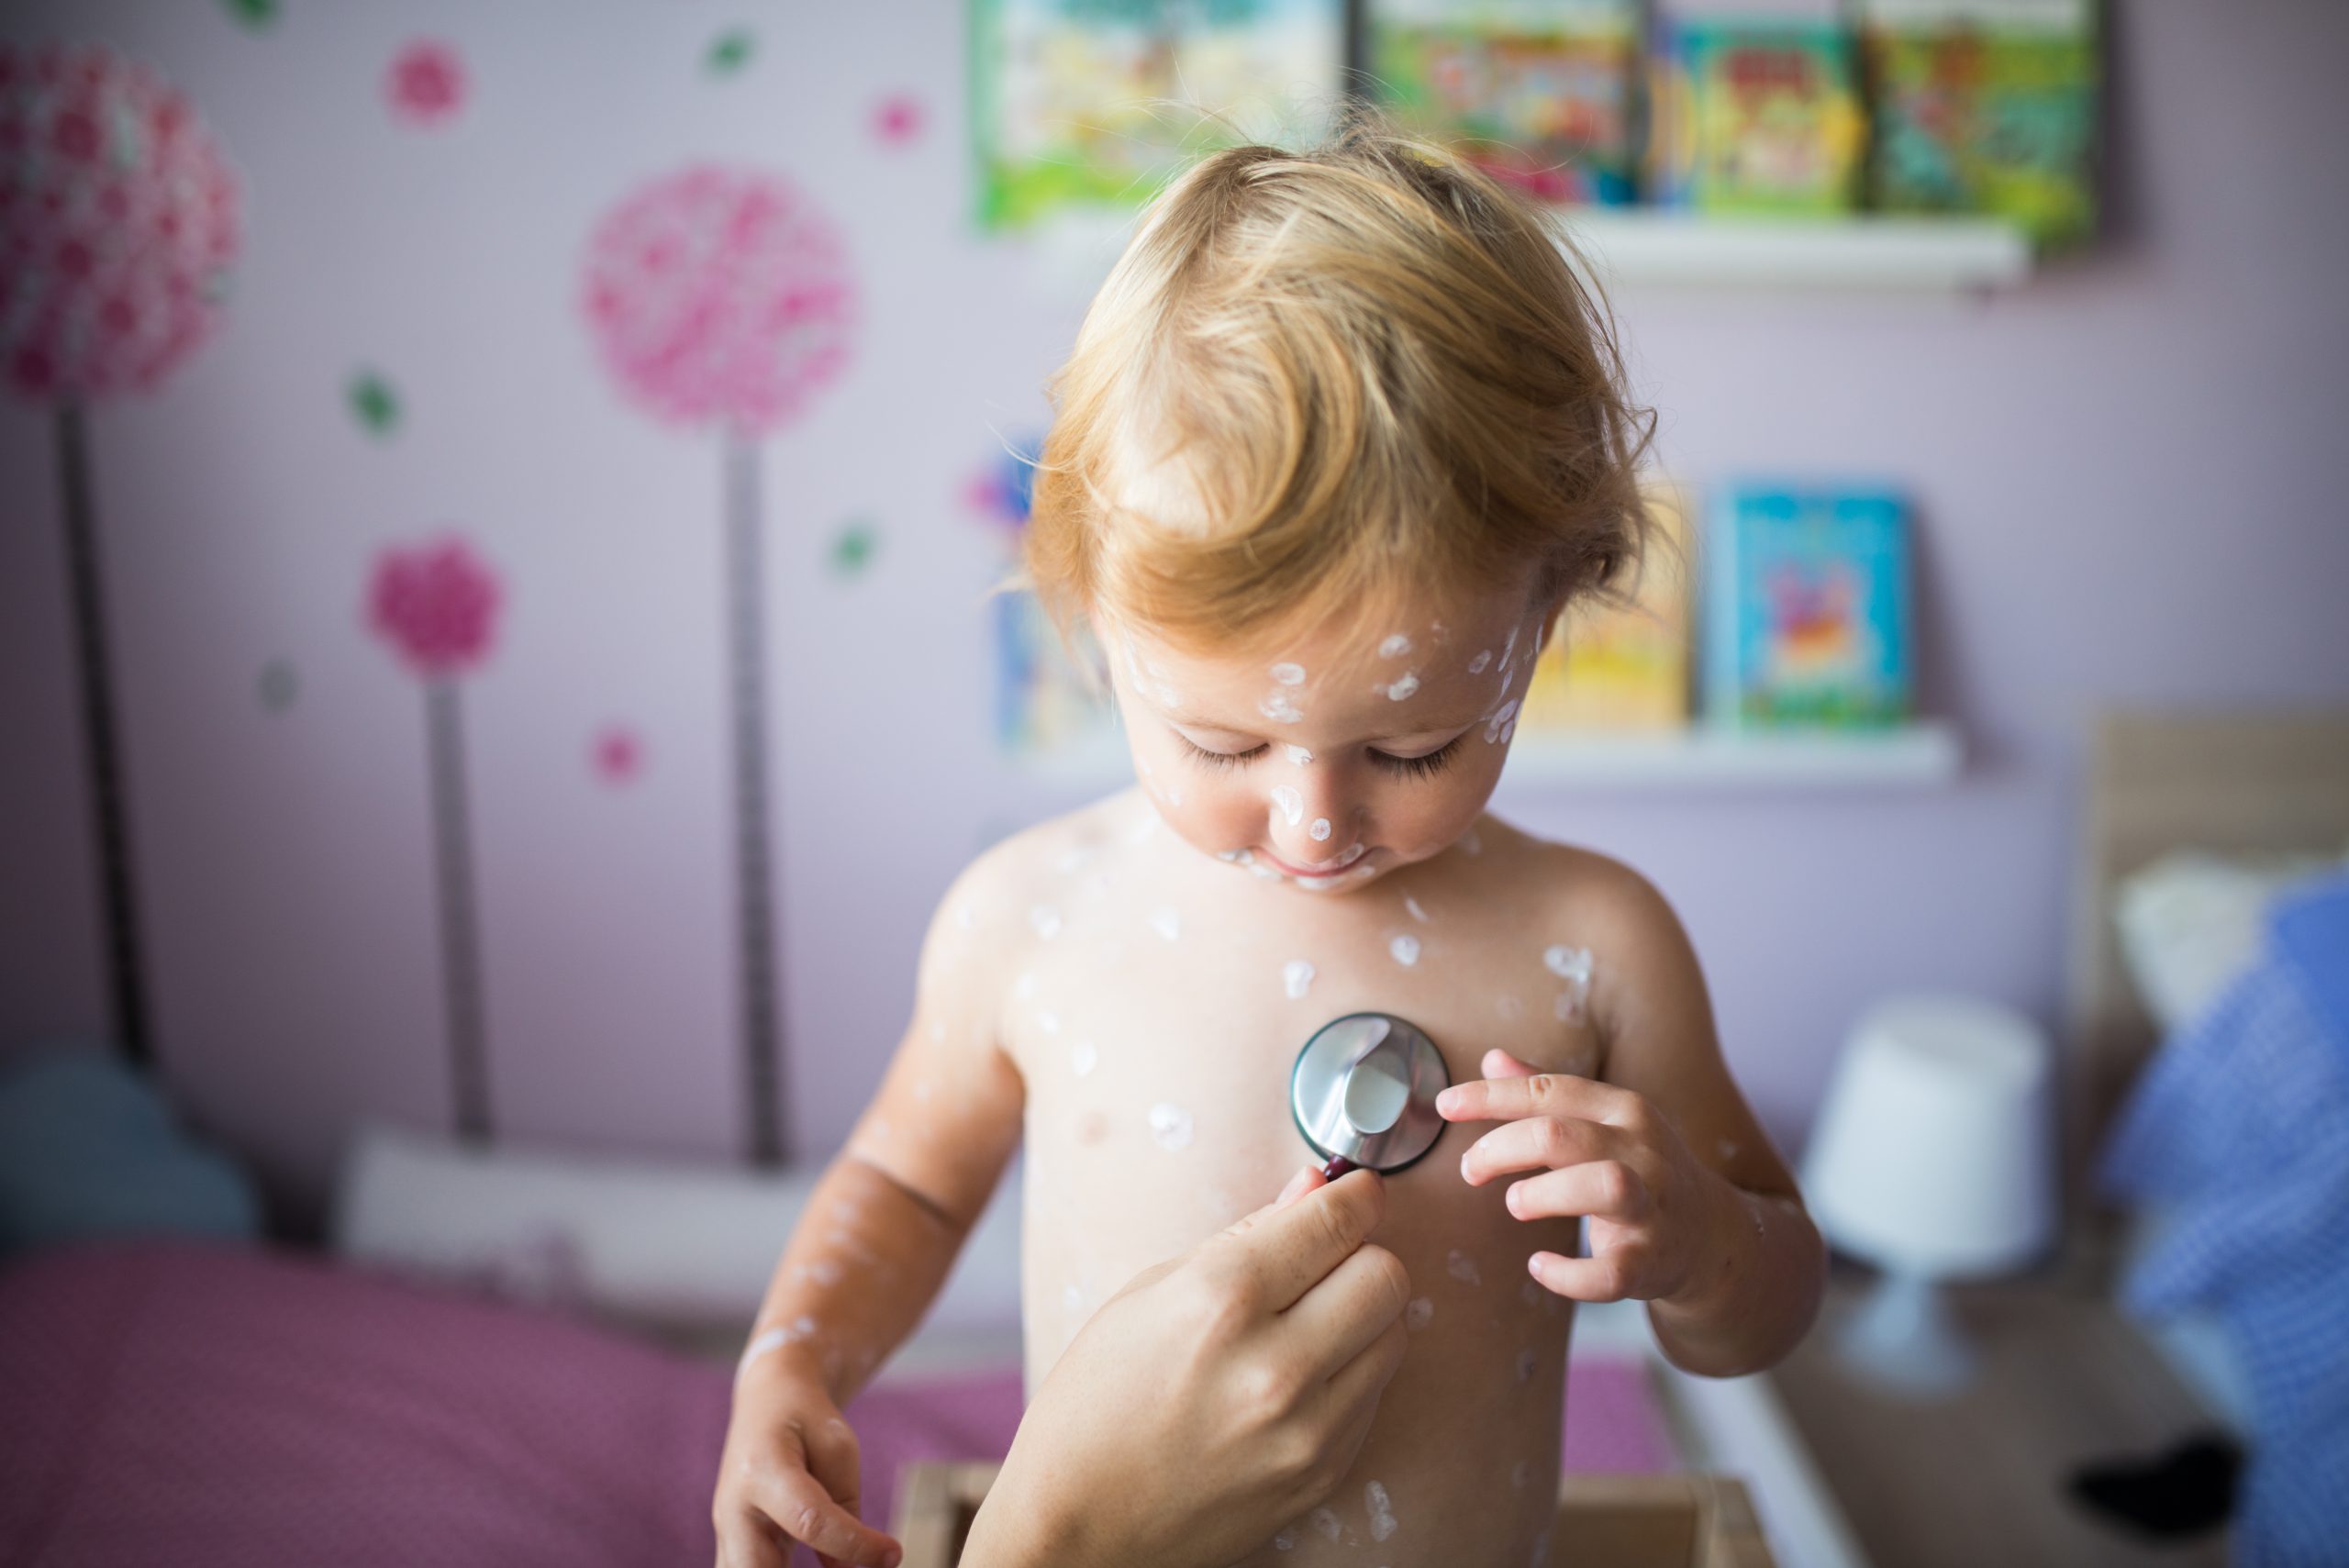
[1288,1012,1452,1180]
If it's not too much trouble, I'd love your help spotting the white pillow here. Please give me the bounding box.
[2112,850,2340,1033]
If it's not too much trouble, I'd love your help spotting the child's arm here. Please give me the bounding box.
[1438,859,1826,1380]
[714,860,1027,1568]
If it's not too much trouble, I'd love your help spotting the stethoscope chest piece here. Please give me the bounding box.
[1289,1012,1451,1177]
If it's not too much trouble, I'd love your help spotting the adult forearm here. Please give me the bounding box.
[1647,1182,1827,1378]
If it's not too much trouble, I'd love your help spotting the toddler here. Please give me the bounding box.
[715,114,1825,1568]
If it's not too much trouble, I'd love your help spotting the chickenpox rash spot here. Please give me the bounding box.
[1270,784,1304,826]
[1310,817,1332,840]
[1285,744,1313,765]
[1074,1109,1107,1144]
[1515,1347,1538,1385]
[1405,896,1430,923]
[1378,634,1412,659]
[1148,1102,1194,1151]
[1030,906,1062,939]
[1386,673,1420,701]
[1071,1040,1097,1076]
[1270,662,1307,686]
[1365,1481,1397,1541]
[1447,1249,1482,1285]
[1150,907,1181,941]
[1390,934,1421,967]
[1469,650,1492,674]
[1283,960,1316,999]
[1405,1296,1433,1330]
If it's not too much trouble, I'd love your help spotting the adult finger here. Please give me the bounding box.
[741,1463,903,1568]
[1212,1167,1386,1311]
[1458,1113,1612,1186]
[1438,1072,1638,1128]
[1504,1161,1651,1224]
[1224,1164,1326,1240]
[1278,1240,1410,1384]
[1301,1310,1409,1445]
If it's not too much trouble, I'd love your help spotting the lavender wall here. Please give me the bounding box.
[4,2,2346,1212]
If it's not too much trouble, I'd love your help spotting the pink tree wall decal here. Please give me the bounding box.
[581,166,854,1165]
[2,43,240,1066]
[367,537,504,1141]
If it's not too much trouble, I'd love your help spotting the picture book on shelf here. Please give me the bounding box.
[970,0,1344,233]
[1369,0,1642,206]
[1861,0,2098,249]
[1704,484,1913,729]
[1520,479,1692,734]
[1649,21,1865,216]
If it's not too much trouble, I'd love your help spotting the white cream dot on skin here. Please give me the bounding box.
[1532,1528,1552,1567]
[1071,1040,1097,1076]
[1544,945,1595,1021]
[1484,698,1520,744]
[1164,785,1184,806]
[1270,784,1304,826]
[1447,1249,1481,1285]
[1014,972,1037,999]
[1063,1283,1084,1314]
[1273,1529,1296,1551]
[1030,906,1062,939]
[1405,1296,1433,1330]
[1390,934,1421,967]
[1469,650,1492,674]
[1150,906,1181,941]
[1310,1508,1342,1541]
[1147,1102,1194,1151]
[953,903,975,930]
[1284,743,1313,765]
[1365,1481,1397,1541]
[1259,690,1304,724]
[1378,634,1412,659]
[1283,960,1315,1000]
[1405,895,1429,923]
[1038,1010,1060,1034]
[1309,817,1331,841]
[1270,662,1307,686]
[1386,673,1420,702]
[1460,827,1483,856]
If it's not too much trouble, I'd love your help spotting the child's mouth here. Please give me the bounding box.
[1257,842,1370,884]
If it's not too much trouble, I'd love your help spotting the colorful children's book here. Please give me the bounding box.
[1369,0,1642,206]
[1520,481,1693,733]
[1703,485,1913,728]
[1860,0,2098,249]
[1649,21,1865,216]
[970,0,1345,232]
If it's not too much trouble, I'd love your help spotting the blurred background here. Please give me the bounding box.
[3,3,2346,1566]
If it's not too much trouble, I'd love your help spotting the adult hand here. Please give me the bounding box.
[960,1167,1409,1568]
[1439,1047,1735,1306]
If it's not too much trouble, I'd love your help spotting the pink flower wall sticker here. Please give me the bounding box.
[367,538,504,1142]
[2,42,241,1068]
[581,167,855,1165]
[384,40,466,128]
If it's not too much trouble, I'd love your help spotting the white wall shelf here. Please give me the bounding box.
[1564,211,2032,292]
[1502,720,1964,790]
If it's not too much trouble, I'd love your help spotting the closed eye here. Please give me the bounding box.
[1180,737,1267,770]
[1370,738,1461,780]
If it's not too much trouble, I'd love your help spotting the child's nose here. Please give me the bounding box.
[1266,780,1354,865]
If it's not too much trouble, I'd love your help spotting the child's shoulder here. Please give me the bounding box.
[1473,814,1690,953]
[924,789,1146,939]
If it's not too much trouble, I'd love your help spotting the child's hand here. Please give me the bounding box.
[1436,1047,1732,1307]
[712,1358,901,1568]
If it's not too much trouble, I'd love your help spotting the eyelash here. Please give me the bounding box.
[1178,737,1462,780]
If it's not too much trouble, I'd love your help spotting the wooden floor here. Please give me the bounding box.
[1771,1270,2232,1568]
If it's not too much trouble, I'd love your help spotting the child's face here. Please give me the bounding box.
[1101,585,1548,893]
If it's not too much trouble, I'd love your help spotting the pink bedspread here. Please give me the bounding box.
[0,1243,1673,1566]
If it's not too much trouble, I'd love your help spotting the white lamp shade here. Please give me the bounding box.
[1801,995,2057,1279]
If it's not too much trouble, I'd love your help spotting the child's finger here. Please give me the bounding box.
[801,1418,872,1560]
[1529,1247,1647,1303]
[1437,1072,1634,1127]
[1503,1162,1650,1224]
[742,1464,902,1568]
[1458,1114,1609,1186]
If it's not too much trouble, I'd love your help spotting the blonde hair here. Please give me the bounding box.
[1024,105,1656,659]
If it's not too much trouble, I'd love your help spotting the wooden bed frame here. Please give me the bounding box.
[2065,707,2349,1250]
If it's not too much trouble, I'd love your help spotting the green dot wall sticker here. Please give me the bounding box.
[219,0,277,30]
[706,28,756,77]
[349,370,401,437]
[829,517,878,578]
